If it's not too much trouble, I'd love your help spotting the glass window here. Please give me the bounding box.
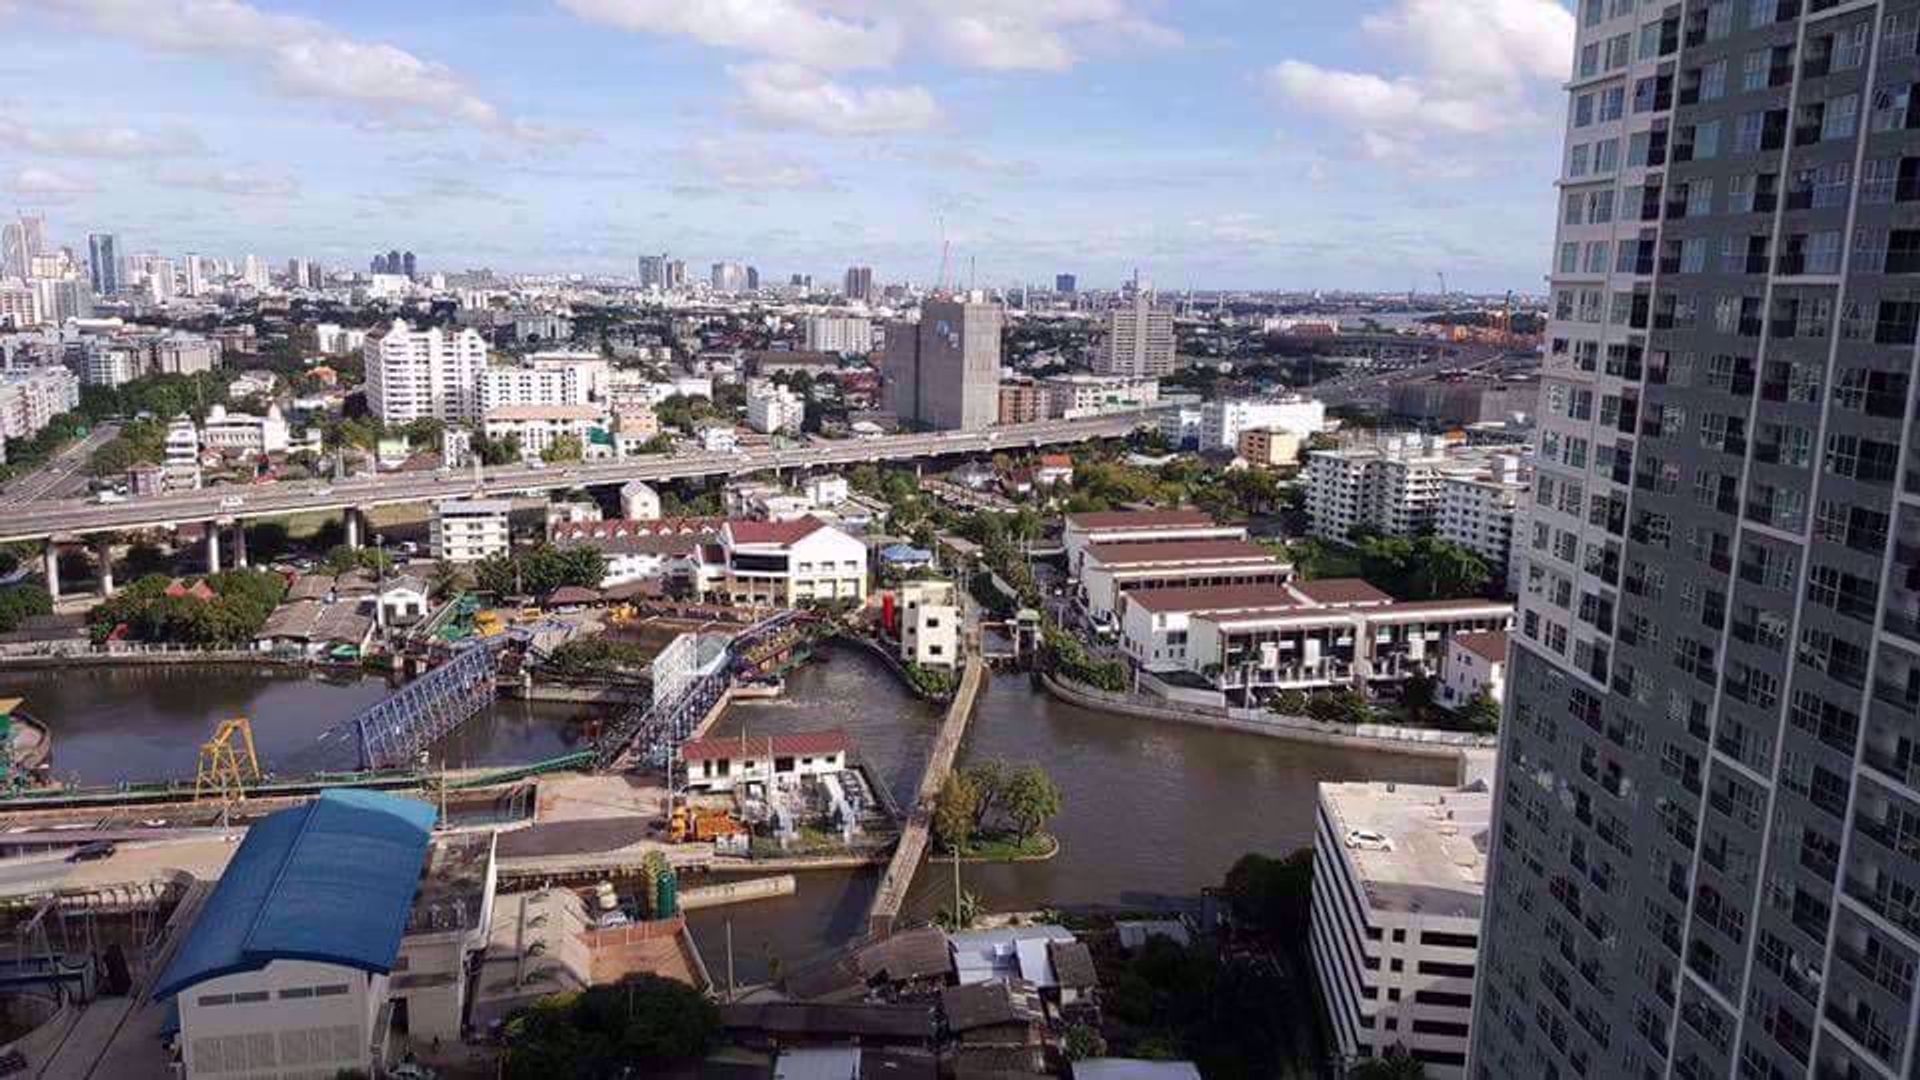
[1822,93,1859,141]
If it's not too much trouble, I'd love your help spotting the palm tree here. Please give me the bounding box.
[427,560,465,599]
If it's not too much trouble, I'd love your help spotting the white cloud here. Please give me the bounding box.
[8,167,98,195]
[922,0,1182,71]
[732,63,939,136]
[154,167,298,197]
[677,137,834,194]
[0,116,204,158]
[556,0,899,71]
[40,0,555,141]
[1266,0,1573,167]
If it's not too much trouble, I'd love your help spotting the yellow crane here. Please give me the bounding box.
[194,718,262,806]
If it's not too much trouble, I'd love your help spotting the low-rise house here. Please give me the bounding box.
[1033,454,1075,486]
[377,576,431,627]
[1437,629,1507,708]
[681,730,851,794]
[1078,537,1292,627]
[896,578,958,670]
[941,982,1048,1075]
[719,517,867,607]
[254,598,376,657]
[431,499,511,563]
[1062,510,1245,580]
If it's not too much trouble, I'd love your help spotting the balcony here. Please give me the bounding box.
[1823,1001,1898,1065]
[1844,875,1920,940]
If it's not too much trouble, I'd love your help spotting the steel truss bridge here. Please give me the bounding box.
[322,642,503,771]
[599,611,816,771]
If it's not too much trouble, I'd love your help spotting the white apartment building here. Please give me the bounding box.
[1433,456,1529,582]
[0,367,77,442]
[1199,396,1326,452]
[431,499,511,563]
[164,415,202,490]
[0,279,38,328]
[200,403,291,456]
[154,333,219,375]
[1099,292,1176,377]
[1437,630,1506,709]
[898,578,959,670]
[1312,782,1486,1080]
[314,323,368,355]
[364,319,489,424]
[719,517,867,607]
[802,315,873,354]
[746,379,804,435]
[83,341,143,388]
[620,480,661,521]
[1039,373,1160,419]
[1078,537,1293,627]
[478,351,611,413]
[1159,405,1203,448]
[481,405,603,460]
[1306,440,1530,573]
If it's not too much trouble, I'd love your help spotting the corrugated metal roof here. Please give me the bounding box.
[153,789,437,1000]
[682,730,851,762]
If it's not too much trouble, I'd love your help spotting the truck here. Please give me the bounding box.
[668,806,747,844]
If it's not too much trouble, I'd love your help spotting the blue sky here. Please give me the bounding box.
[1,0,1575,293]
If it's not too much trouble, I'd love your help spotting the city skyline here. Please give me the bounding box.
[2,0,1575,292]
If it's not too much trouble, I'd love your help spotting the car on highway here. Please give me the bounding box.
[219,495,245,510]
[66,841,116,862]
[313,486,334,496]
[93,490,126,504]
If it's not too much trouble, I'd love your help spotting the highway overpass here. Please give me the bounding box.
[0,411,1157,547]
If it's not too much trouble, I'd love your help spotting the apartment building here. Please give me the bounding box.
[1312,782,1487,1080]
[1077,537,1293,627]
[746,379,805,435]
[430,499,511,563]
[718,517,867,607]
[881,297,1002,432]
[1306,439,1530,557]
[803,315,873,354]
[1039,373,1160,418]
[1473,5,1920,1080]
[998,378,1046,425]
[1199,396,1326,452]
[897,578,960,670]
[1238,427,1305,468]
[477,353,608,413]
[364,319,489,424]
[1099,291,1176,377]
[481,405,603,460]
[1435,456,1531,582]
[0,366,77,443]
[1118,579,1512,701]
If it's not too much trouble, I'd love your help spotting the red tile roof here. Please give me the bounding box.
[1289,578,1393,607]
[1086,538,1281,567]
[1064,509,1217,531]
[725,516,830,546]
[1452,630,1510,664]
[1126,583,1304,615]
[1037,454,1073,468]
[551,517,722,541]
[681,730,851,762]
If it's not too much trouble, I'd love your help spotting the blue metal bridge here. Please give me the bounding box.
[319,641,503,772]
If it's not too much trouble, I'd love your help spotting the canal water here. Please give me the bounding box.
[0,649,1457,985]
[0,665,594,784]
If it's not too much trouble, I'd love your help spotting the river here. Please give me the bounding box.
[0,650,1458,985]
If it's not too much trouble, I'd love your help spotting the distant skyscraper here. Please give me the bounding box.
[1098,290,1175,378]
[387,249,402,277]
[665,259,686,289]
[2,215,46,279]
[401,251,416,280]
[638,254,669,290]
[746,266,760,291]
[882,297,1002,431]
[241,254,268,290]
[844,266,875,303]
[790,273,812,289]
[184,253,204,297]
[710,262,748,293]
[86,233,119,296]
[371,254,388,274]
[1055,273,1076,294]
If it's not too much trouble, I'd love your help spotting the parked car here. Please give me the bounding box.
[219,495,245,509]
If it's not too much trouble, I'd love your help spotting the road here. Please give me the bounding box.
[0,412,1157,545]
[1,423,119,506]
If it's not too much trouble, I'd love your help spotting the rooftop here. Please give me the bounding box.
[726,516,832,546]
[1085,538,1280,567]
[1065,509,1218,531]
[681,729,850,763]
[407,832,494,936]
[1318,782,1490,920]
[153,789,437,1000]
[1289,578,1393,607]
[485,404,603,421]
[1451,630,1510,664]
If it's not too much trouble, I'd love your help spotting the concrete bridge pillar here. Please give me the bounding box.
[232,523,249,569]
[95,539,114,597]
[344,508,363,550]
[42,542,58,602]
[205,521,221,574]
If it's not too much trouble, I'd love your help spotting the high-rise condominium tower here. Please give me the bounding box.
[86,233,118,296]
[882,297,1002,431]
[844,265,874,303]
[1472,5,1920,1080]
[1098,289,1175,377]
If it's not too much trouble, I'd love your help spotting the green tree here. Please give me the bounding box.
[1459,689,1503,733]
[933,771,979,853]
[473,432,522,466]
[427,560,465,599]
[1306,688,1372,726]
[500,974,718,1079]
[1403,535,1490,600]
[964,759,1010,835]
[1063,1023,1107,1061]
[474,553,519,597]
[1348,1046,1427,1080]
[1221,849,1314,938]
[0,586,52,633]
[1401,673,1438,725]
[1269,689,1309,716]
[1000,763,1062,841]
[543,434,585,464]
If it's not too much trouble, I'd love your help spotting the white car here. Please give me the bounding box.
[219,495,245,510]
[93,490,127,505]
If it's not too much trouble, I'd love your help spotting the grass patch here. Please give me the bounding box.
[940,831,1058,862]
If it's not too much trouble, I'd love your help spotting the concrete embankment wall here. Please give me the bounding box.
[1039,673,1494,783]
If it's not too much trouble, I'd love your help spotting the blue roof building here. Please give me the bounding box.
[879,543,934,567]
[156,789,438,1079]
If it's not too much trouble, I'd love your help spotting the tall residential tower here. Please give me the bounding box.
[882,297,1002,431]
[1472,5,1920,1080]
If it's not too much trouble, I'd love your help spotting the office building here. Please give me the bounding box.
[0,279,37,328]
[1472,7,1920,1080]
[32,276,90,324]
[0,215,43,279]
[638,253,670,290]
[1388,375,1542,426]
[86,233,118,296]
[803,315,873,354]
[363,319,488,424]
[1312,782,1487,1079]
[746,379,804,435]
[881,297,1002,431]
[1099,291,1176,377]
[844,265,875,303]
[711,262,748,293]
[430,499,511,562]
[1199,396,1326,452]
[1055,273,1076,294]
[401,251,416,280]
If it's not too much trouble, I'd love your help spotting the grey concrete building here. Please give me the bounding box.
[1474,4,1920,1080]
[882,298,1002,431]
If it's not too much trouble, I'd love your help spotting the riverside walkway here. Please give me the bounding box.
[866,654,985,936]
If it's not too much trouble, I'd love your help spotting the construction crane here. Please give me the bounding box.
[194,718,261,807]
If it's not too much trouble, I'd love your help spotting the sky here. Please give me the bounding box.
[0,0,1577,293]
